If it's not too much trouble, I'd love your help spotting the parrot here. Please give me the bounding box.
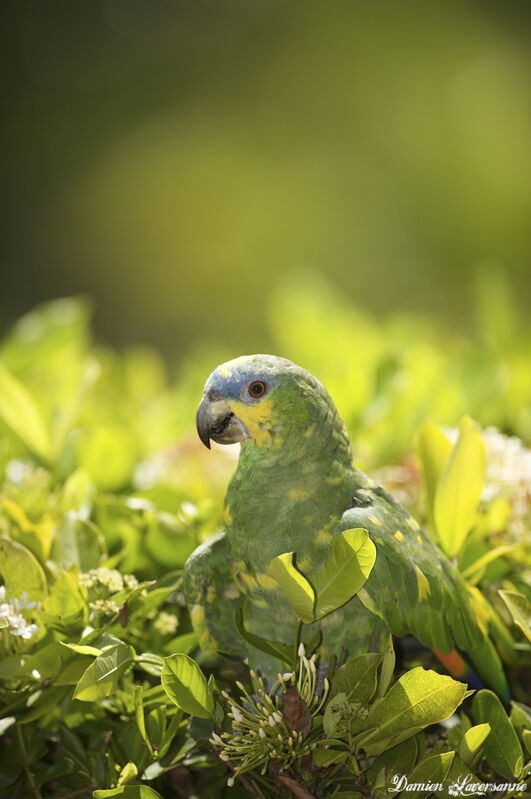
[184,354,509,699]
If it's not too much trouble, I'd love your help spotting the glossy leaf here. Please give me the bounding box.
[434,415,486,557]
[312,528,376,619]
[73,644,134,702]
[50,512,106,572]
[161,653,213,718]
[267,552,315,623]
[234,608,292,665]
[414,420,452,524]
[0,537,47,601]
[398,751,454,799]
[499,590,531,642]
[472,690,523,778]
[376,634,395,700]
[93,787,163,799]
[0,364,51,461]
[458,723,491,767]
[330,653,381,706]
[358,668,467,754]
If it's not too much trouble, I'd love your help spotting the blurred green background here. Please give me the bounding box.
[2,0,530,357]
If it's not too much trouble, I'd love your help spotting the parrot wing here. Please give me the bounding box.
[183,530,243,656]
[337,483,509,699]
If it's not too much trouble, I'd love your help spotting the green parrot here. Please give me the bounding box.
[184,354,509,699]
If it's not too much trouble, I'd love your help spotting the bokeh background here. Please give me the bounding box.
[2,0,530,358]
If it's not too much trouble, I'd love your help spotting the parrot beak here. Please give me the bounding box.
[196,394,249,449]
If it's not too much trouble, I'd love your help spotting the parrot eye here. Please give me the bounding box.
[248,380,267,398]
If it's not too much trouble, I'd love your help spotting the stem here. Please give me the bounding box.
[17,725,42,799]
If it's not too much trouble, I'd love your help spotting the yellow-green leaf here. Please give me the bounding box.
[267,552,315,623]
[358,668,467,755]
[472,690,524,779]
[0,364,51,461]
[161,653,213,718]
[415,420,452,524]
[0,537,47,602]
[312,528,376,620]
[73,644,134,702]
[458,723,491,766]
[499,590,531,643]
[434,416,486,557]
[400,751,455,799]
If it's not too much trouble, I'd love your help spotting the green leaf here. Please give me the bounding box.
[371,737,419,783]
[0,363,52,461]
[523,730,531,757]
[323,692,349,737]
[414,420,452,524]
[461,545,514,583]
[44,570,85,618]
[434,415,486,557]
[472,690,524,778]
[358,668,467,755]
[50,512,106,571]
[458,723,491,767]
[499,590,531,642]
[397,751,454,799]
[267,551,315,623]
[234,608,293,665]
[117,763,138,787]
[376,634,395,700]
[0,537,47,601]
[330,653,381,706]
[93,788,163,799]
[312,747,348,766]
[510,701,531,749]
[312,528,376,619]
[73,643,134,702]
[161,653,213,718]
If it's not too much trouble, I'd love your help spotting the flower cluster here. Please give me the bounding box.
[89,598,120,616]
[154,611,178,635]
[0,586,39,640]
[482,427,531,518]
[210,644,329,788]
[78,567,138,592]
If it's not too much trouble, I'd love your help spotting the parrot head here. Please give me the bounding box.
[196,354,333,451]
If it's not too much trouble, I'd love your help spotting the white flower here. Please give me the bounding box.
[282,672,293,681]
[154,612,178,636]
[123,574,139,590]
[227,777,235,787]
[259,727,266,739]
[298,642,305,657]
[232,708,244,723]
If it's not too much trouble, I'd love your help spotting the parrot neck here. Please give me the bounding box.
[224,402,361,572]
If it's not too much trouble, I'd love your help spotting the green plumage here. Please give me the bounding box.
[184,355,508,697]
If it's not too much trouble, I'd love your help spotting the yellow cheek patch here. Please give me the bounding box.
[230,397,275,447]
[394,530,405,542]
[415,566,431,600]
[369,515,383,527]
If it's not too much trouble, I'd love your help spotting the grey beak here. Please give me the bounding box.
[195,394,250,449]
[196,395,213,449]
